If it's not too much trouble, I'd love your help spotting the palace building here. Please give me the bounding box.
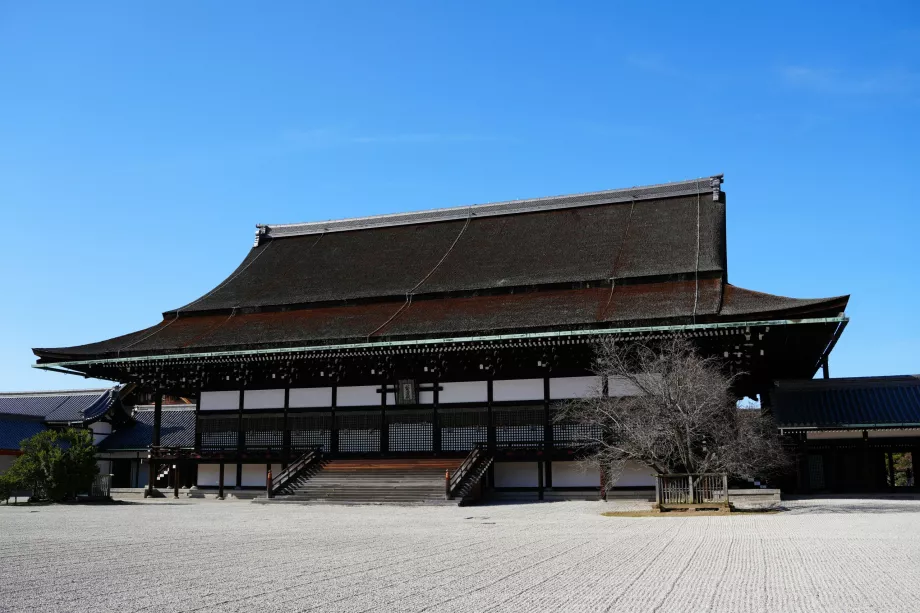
[32,175,852,502]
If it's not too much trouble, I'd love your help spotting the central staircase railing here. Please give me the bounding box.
[446,444,493,501]
[267,447,322,498]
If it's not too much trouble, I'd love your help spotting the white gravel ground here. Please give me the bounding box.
[2,497,920,613]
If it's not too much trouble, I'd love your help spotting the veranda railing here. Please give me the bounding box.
[655,473,728,508]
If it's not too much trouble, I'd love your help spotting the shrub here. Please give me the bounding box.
[7,428,99,502]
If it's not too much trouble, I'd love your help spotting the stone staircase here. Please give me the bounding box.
[256,459,461,505]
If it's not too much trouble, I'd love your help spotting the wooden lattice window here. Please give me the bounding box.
[289,412,332,452]
[337,410,381,453]
[242,414,284,449]
[199,416,239,450]
[387,409,433,452]
[494,406,544,443]
[439,407,488,451]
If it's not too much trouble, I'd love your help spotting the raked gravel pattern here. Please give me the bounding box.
[2,497,920,612]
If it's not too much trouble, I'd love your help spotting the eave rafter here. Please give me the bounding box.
[33,317,846,398]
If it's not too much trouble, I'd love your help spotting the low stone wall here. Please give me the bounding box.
[729,488,782,504]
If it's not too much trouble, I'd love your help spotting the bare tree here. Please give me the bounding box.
[557,337,789,490]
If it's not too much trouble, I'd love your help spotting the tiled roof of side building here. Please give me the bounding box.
[0,417,47,451]
[0,389,115,422]
[772,375,920,429]
[98,407,196,451]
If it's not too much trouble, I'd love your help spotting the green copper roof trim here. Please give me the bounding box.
[33,316,847,371]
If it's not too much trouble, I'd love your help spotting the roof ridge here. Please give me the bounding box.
[0,388,112,398]
[258,174,724,242]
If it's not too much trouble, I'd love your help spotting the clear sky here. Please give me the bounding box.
[1,2,918,391]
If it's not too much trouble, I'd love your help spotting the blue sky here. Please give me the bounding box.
[1,1,918,391]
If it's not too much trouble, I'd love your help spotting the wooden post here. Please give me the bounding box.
[445,469,451,499]
[173,463,180,499]
[146,388,162,498]
[266,467,274,499]
[218,462,225,500]
[822,358,830,379]
[543,376,552,489]
[282,387,290,469]
[330,386,338,455]
[537,460,544,501]
[723,474,729,506]
[236,388,244,490]
[688,474,695,505]
[654,474,660,507]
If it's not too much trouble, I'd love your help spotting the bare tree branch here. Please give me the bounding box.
[557,337,790,490]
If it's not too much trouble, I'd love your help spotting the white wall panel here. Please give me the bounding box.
[494,462,539,487]
[440,381,487,403]
[419,390,434,404]
[197,464,236,487]
[608,376,642,397]
[289,387,332,408]
[244,389,285,410]
[550,376,602,400]
[241,464,268,487]
[493,378,544,402]
[615,461,656,487]
[552,461,600,487]
[200,391,240,411]
[337,385,380,407]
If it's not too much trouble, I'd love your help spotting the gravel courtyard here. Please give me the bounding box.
[2,498,920,613]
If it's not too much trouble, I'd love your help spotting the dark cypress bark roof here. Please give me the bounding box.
[33,175,849,362]
[772,376,920,429]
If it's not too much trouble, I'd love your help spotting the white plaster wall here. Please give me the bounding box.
[337,386,380,407]
[241,464,269,487]
[201,391,240,411]
[493,379,544,402]
[419,390,434,404]
[440,381,487,403]
[90,421,112,446]
[615,461,656,487]
[0,455,15,475]
[550,376,602,400]
[552,461,600,487]
[289,387,332,408]
[197,464,237,487]
[385,391,396,405]
[90,422,112,434]
[608,376,642,397]
[494,462,539,487]
[244,389,285,410]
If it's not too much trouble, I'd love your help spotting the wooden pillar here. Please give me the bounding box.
[487,379,495,453]
[218,462,225,500]
[822,358,830,380]
[282,387,290,468]
[432,378,441,454]
[862,430,871,492]
[380,384,388,454]
[194,387,202,452]
[173,463,180,499]
[537,460,544,501]
[330,386,338,455]
[236,388,244,489]
[543,376,552,489]
[146,388,162,498]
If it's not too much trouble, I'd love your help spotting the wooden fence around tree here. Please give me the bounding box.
[655,473,728,508]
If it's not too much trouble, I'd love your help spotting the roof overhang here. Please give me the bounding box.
[34,315,845,372]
